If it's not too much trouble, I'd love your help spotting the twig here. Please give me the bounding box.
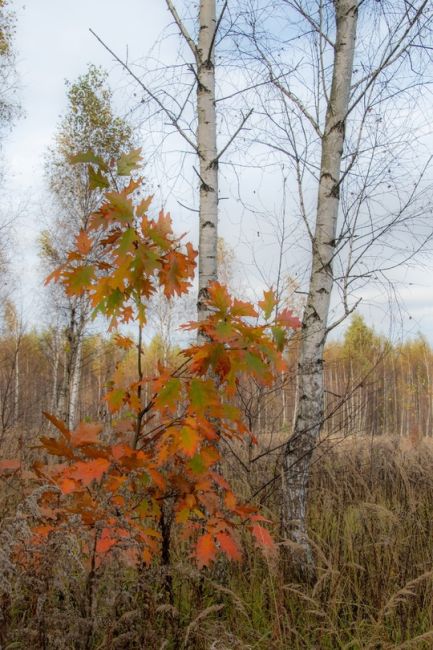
[212,109,254,165]
[89,28,198,153]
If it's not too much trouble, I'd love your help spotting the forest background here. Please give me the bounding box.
[2,1,433,649]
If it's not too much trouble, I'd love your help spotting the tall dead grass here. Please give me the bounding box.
[2,435,433,648]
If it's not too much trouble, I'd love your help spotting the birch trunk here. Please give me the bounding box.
[68,334,83,431]
[196,0,219,324]
[283,0,359,571]
[51,331,60,413]
[14,346,19,427]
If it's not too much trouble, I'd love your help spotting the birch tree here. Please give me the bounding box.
[233,0,433,571]
[43,65,133,429]
[92,0,253,325]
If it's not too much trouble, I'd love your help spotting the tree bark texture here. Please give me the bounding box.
[283,0,359,570]
[196,0,219,324]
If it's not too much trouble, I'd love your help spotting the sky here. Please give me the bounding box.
[4,0,169,324]
[3,0,433,343]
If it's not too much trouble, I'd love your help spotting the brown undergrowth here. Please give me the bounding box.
[2,435,433,649]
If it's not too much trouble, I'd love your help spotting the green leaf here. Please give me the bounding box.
[189,453,206,475]
[155,377,181,410]
[66,265,95,294]
[215,320,234,340]
[106,192,134,222]
[189,379,217,414]
[179,426,199,456]
[117,148,142,175]
[272,326,286,351]
[105,388,125,413]
[118,228,137,254]
[89,166,109,190]
[105,288,124,312]
[69,150,107,170]
[245,352,267,376]
[259,289,276,320]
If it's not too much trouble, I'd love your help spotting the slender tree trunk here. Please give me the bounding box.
[51,330,60,413]
[13,344,19,427]
[282,0,359,572]
[196,0,219,324]
[68,335,83,431]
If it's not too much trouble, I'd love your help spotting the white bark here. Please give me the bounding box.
[13,345,18,426]
[196,0,219,323]
[51,329,60,413]
[283,0,359,570]
[62,303,87,430]
[68,334,83,431]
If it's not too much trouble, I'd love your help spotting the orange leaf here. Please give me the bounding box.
[40,436,74,459]
[72,422,103,447]
[251,524,276,553]
[114,334,135,350]
[196,533,216,568]
[96,527,118,554]
[258,289,276,320]
[43,412,71,440]
[207,282,231,313]
[76,229,93,255]
[216,532,242,561]
[277,308,301,329]
[33,525,54,539]
[58,477,77,494]
[224,490,237,510]
[69,458,110,486]
[44,267,63,285]
[179,426,199,457]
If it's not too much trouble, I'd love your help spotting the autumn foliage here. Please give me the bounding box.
[21,149,300,569]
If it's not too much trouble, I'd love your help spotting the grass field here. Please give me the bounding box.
[2,435,433,649]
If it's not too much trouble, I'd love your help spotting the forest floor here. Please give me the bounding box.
[2,434,433,649]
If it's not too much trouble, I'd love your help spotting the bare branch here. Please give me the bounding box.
[165,0,199,63]
[325,298,362,334]
[271,76,322,138]
[213,108,253,164]
[348,0,430,115]
[207,0,229,65]
[89,28,198,153]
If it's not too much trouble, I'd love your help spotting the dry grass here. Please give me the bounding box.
[2,435,433,649]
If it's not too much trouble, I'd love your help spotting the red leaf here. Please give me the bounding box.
[76,229,92,255]
[96,528,118,554]
[43,412,71,440]
[40,436,74,459]
[58,477,77,494]
[277,308,301,329]
[251,524,276,553]
[216,532,242,561]
[196,533,216,568]
[68,458,110,486]
[72,422,103,447]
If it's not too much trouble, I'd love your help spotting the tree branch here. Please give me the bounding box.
[165,0,199,63]
[207,0,228,65]
[89,28,198,153]
[271,76,322,138]
[213,109,254,165]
